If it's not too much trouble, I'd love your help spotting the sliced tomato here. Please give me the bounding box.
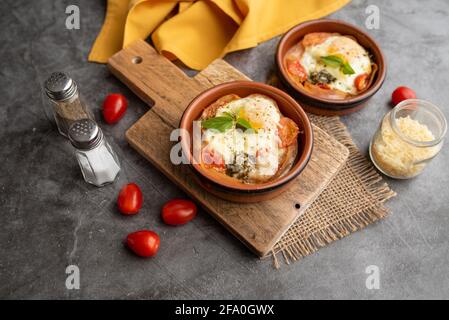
[302,32,333,47]
[316,83,330,90]
[201,148,225,171]
[287,60,307,82]
[354,73,369,91]
[278,117,299,148]
[256,147,269,158]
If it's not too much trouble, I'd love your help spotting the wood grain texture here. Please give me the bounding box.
[108,40,349,257]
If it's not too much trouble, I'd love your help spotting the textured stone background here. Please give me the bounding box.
[1,0,448,299]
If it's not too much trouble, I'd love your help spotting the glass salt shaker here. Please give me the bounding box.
[44,72,94,137]
[68,119,120,187]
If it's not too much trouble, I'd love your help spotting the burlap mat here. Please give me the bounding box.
[270,113,396,268]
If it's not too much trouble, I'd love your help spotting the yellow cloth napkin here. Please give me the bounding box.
[89,0,351,70]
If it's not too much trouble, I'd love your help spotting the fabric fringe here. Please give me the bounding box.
[270,114,396,268]
[273,205,390,267]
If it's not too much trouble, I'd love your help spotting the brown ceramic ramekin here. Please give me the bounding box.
[276,19,386,116]
[179,81,313,203]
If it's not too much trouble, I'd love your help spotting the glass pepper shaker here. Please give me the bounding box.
[68,119,120,187]
[44,72,95,137]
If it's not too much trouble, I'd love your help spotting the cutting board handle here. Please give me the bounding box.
[108,40,205,126]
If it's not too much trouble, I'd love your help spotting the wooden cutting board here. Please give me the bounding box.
[108,40,349,257]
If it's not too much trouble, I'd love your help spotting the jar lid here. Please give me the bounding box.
[44,72,78,101]
[68,119,103,150]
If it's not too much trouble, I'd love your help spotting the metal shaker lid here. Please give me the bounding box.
[68,119,103,150]
[44,72,78,101]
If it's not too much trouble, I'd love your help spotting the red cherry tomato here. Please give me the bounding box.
[162,199,197,226]
[392,86,416,106]
[102,93,128,124]
[126,230,160,258]
[117,183,143,215]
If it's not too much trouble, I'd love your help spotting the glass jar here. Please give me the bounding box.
[68,119,120,187]
[370,99,447,179]
[44,72,94,137]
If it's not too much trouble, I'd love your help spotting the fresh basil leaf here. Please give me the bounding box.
[321,55,355,75]
[320,55,344,68]
[222,111,235,119]
[201,116,233,132]
[236,118,253,130]
[341,61,355,75]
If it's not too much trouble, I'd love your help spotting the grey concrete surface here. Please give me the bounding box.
[1,0,448,299]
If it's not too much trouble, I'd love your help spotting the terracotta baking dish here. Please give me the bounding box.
[276,19,386,116]
[179,81,313,203]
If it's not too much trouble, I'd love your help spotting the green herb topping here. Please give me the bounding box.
[201,116,234,132]
[201,109,254,132]
[320,55,355,75]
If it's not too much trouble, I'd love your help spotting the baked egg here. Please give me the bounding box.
[285,32,377,98]
[200,94,299,184]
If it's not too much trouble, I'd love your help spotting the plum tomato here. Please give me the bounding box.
[102,93,128,124]
[162,199,197,226]
[126,230,160,258]
[117,183,143,215]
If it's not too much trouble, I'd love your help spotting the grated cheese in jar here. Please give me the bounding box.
[370,115,440,178]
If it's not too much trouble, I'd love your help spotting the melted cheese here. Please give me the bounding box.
[300,36,372,94]
[215,95,281,130]
[202,95,282,182]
